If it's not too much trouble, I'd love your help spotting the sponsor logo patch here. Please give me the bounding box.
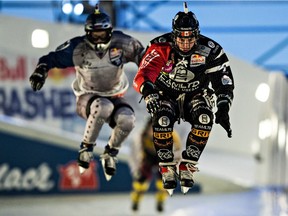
[186,145,201,159]
[110,48,122,59]
[140,49,160,69]
[58,161,99,190]
[154,132,173,139]
[199,114,211,124]
[158,116,170,127]
[208,41,215,48]
[162,60,173,73]
[221,75,233,85]
[157,149,173,160]
[191,128,210,137]
[191,54,205,65]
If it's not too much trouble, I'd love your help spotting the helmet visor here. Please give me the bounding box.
[90,30,110,44]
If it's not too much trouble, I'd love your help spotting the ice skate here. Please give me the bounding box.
[156,201,164,212]
[159,162,178,196]
[100,144,118,181]
[155,179,167,212]
[131,201,139,212]
[179,159,198,194]
[77,142,95,174]
[131,193,140,212]
[131,180,149,212]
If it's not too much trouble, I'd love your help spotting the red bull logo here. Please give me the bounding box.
[191,54,205,65]
[58,161,99,190]
[0,56,26,80]
[48,67,75,83]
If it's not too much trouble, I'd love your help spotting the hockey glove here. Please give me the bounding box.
[140,81,160,115]
[29,64,48,91]
[144,93,160,114]
[215,101,232,138]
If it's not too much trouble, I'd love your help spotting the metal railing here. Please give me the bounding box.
[1,0,288,75]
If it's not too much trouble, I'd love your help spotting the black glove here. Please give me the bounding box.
[140,81,160,115]
[215,101,232,138]
[29,64,48,91]
[144,93,160,114]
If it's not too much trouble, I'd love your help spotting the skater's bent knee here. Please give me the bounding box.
[90,98,114,119]
[115,108,135,131]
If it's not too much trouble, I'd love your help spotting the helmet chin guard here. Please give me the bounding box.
[96,41,111,52]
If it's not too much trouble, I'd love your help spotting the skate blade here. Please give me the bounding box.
[101,158,112,181]
[166,189,174,196]
[104,173,112,181]
[181,186,190,194]
[78,166,87,175]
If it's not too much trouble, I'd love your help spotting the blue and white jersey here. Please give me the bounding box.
[37,30,145,97]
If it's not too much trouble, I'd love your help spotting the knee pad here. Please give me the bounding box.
[185,98,214,126]
[113,106,135,132]
[194,106,213,126]
[89,98,114,122]
[152,109,176,141]
[152,102,176,162]
[184,106,213,161]
[153,100,176,129]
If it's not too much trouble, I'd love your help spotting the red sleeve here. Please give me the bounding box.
[133,43,171,93]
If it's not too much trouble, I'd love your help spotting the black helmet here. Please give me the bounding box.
[172,2,200,55]
[172,11,199,38]
[84,4,113,51]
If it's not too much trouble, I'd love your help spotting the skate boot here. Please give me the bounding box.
[100,144,118,181]
[179,159,199,194]
[131,181,148,212]
[77,142,95,174]
[131,201,139,212]
[159,162,178,196]
[156,201,164,212]
[155,179,167,212]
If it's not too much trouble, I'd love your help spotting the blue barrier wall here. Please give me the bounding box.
[0,130,201,195]
[0,130,132,195]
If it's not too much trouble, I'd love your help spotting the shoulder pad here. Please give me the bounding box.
[112,30,130,38]
[56,40,71,51]
[150,33,172,45]
[198,34,223,56]
[55,36,85,51]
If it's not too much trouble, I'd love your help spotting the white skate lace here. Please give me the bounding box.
[78,146,94,162]
[181,163,199,180]
[100,153,118,168]
[162,166,178,182]
[79,143,95,153]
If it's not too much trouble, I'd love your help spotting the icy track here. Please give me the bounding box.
[0,187,287,216]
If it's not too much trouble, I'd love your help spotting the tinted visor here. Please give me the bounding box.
[88,29,112,44]
[91,31,109,43]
